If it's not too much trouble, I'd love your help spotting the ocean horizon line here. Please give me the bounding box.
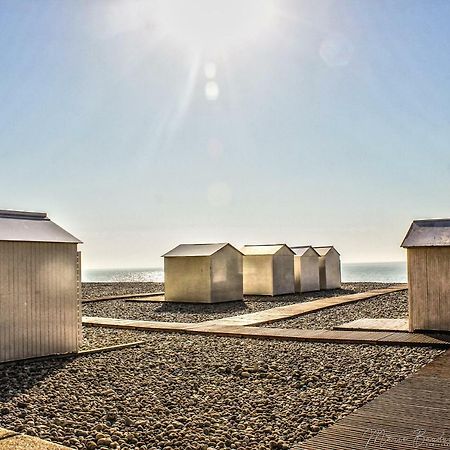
[82,261,407,283]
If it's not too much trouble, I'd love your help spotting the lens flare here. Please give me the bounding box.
[156,0,277,52]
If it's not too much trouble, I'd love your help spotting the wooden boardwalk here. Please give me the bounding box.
[194,286,408,327]
[298,349,450,450]
[82,317,450,348]
[80,285,450,348]
[334,318,410,332]
[0,427,69,449]
[83,285,407,331]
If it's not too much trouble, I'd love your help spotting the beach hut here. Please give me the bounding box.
[162,243,243,303]
[291,246,320,293]
[314,246,341,290]
[0,210,82,363]
[241,244,295,296]
[401,219,450,332]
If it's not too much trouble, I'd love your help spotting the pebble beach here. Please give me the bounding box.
[0,282,443,450]
[0,330,443,450]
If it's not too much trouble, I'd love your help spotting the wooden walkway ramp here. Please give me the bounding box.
[334,318,410,332]
[298,349,450,450]
[82,317,450,348]
[199,285,407,327]
[0,427,69,449]
[83,286,409,331]
[80,285,450,348]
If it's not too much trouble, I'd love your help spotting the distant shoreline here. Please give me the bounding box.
[82,261,407,283]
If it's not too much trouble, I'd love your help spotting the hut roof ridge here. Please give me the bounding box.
[291,245,320,256]
[162,243,242,257]
[241,244,295,255]
[314,246,340,256]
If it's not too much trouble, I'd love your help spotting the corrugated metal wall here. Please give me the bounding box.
[0,241,80,363]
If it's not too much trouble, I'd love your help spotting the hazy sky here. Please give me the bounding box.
[1,0,449,268]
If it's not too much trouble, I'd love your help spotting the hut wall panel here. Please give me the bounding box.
[164,256,211,302]
[426,248,441,330]
[295,256,320,293]
[318,256,327,290]
[408,247,450,332]
[272,254,295,296]
[77,251,82,346]
[319,252,342,290]
[426,247,450,331]
[327,252,342,289]
[408,248,428,330]
[294,256,302,293]
[243,255,273,295]
[211,246,243,303]
[0,241,79,363]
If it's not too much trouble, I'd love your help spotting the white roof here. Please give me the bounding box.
[314,246,340,256]
[162,243,241,257]
[291,246,320,257]
[241,244,294,256]
[0,210,82,244]
[401,219,450,248]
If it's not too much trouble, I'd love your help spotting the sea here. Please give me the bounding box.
[83,261,407,283]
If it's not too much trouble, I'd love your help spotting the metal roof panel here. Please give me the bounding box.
[241,244,295,256]
[314,246,340,256]
[401,219,450,247]
[0,210,82,244]
[291,246,320,257]
[162,243,241,257]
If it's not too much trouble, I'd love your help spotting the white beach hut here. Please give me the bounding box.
[0,210,82,363]
[314,246,342,290]
[241,244,295,296]
[162,243,243,303]
[291,246,320,293]
[401,219,450,332]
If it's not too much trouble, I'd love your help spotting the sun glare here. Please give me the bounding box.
[155,0,278,53]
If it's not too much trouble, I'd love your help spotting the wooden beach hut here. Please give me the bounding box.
[0,210,82,363]
[314,246,341,290]
[162,243,243,303]
[291,246,320,293]
[401,219,450,332]
[241,244,295,296]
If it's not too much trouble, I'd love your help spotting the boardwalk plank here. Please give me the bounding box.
[298,350,450,450]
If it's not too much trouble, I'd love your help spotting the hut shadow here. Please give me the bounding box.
[244,287,347,304]
[0,356,73,404]
[419,331,450,343]
[152,300,252,315]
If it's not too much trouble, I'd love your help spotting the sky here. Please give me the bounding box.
[1,0,449,268]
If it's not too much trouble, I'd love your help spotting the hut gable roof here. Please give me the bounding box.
[162,243,241,257]
[314,246,340,256]
[291,246,320,257]
[0,210,82,244]
[401,219,450,248]
[241,244,295,256]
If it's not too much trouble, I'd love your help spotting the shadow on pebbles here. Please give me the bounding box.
[0,328,443,450]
